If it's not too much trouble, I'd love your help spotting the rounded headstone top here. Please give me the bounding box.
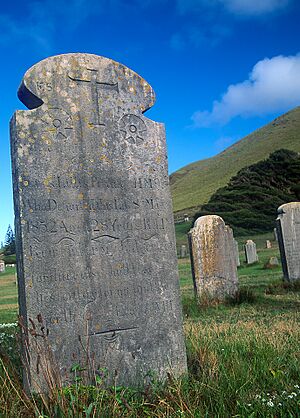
[277,202,300,215]
[17,53,156,113]
[193,215,225,229]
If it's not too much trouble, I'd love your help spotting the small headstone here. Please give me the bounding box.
[264,256,279,269]
[273,227,278,242]
[234,239,240,267]
[0,261,5,272]
[180,244,187,258]
[266,240,272,249]
[244,240,258,264]
[276,202,300,281]
[11,53,187,392]
[188,215,238,300]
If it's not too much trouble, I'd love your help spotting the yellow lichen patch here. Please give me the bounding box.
[99,154,112,164]
[41,134,52,145]
[23,181,29,187]
[78,193,84,200]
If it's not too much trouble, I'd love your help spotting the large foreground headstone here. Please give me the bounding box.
[11,53,187,392]
[188,215,238,300]
[276,202,300,281]
[244,240,258,264]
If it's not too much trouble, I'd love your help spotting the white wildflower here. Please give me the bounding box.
[267,401,274,407]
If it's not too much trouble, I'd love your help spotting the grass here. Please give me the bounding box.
[0,267,18,324]
[170,106,300,215]
[1,236,300,416]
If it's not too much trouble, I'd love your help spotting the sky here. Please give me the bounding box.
[1,0,300,242]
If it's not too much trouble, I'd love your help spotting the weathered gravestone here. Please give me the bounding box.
[274,227,278,242]
[264,256,279,269]
[11,53,187,392]
[188,215,238,300]
[244,240,258,264]
[234,239,240,267]
[180,245,187,258]
[276,202,300,281]
[266,240,272,249]
[0,261,5,272]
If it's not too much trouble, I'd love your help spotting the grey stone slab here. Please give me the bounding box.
[11,53,187,392]
[0,261,5,272]
[188,215,238,300]
[244,240,258,264]
[276,202,300,281]
[234,239,240,267]
[274,227,278,242]
[180,245,187,258]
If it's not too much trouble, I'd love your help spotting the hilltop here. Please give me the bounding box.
[170,106,300,217]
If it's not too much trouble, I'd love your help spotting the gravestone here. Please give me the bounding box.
[188,215,238,300]
[180,244,187,258]
[234,239,240,267]
[244,240,258,264]
[0,261,5,272]
[276,202,300,281]
[11,53,187,392]
[273,227,278,242]
[264,256,279,269]
[266,240,272,249]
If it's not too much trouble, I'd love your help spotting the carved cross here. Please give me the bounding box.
[68,68,119,126]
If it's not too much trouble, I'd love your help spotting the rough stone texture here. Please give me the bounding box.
[244,240,258,264]
[180,245,187,258]
[188,215,238,300]
[11,53,187,392]
[234,239,240,267]
[276,202,300,281]
[266,240,272,249]
[0,261,5,272]
[264,256,279,269]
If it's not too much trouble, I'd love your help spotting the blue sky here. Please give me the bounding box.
[1,0,300,242]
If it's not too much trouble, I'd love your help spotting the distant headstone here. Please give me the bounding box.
[11,53,187,392]
[0,261,5,272]
[273,227,278,242]
[276,202,300,281]
[264,256,279,269]
[180,244,187,258]
[244,240,258,264]
[234,239,240,267]
[188,215,238,300]
[266,240,272,249]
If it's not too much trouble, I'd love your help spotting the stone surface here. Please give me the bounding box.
[276,202,300,281]
[180,245,187,258]
[11,53,187,392]
[274,227,278,241]
[264,256,279,269]
[188,215,238,300]
[234,239,240,267]
[266,240,272,249]
[0,261,5,272]
[244,240,258,264]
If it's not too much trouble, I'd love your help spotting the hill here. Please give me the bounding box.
[170,106,300,217]
[194,149,300,235]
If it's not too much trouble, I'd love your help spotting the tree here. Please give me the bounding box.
[4,225,16,255]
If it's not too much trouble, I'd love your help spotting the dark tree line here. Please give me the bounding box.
[2,225,16,255]
[194,149,300,236]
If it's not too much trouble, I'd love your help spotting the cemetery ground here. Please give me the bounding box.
[0,234,300,417]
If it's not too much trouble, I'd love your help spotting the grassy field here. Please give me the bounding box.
[170,106,300,215]
[1,236,300,416]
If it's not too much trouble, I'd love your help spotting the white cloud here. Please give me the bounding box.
[192,54,300,127]
[177,0,291,16]
[221,0,290,16]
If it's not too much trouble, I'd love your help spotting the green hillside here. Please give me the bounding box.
[171,106,300,217]
[194,149,300,235]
